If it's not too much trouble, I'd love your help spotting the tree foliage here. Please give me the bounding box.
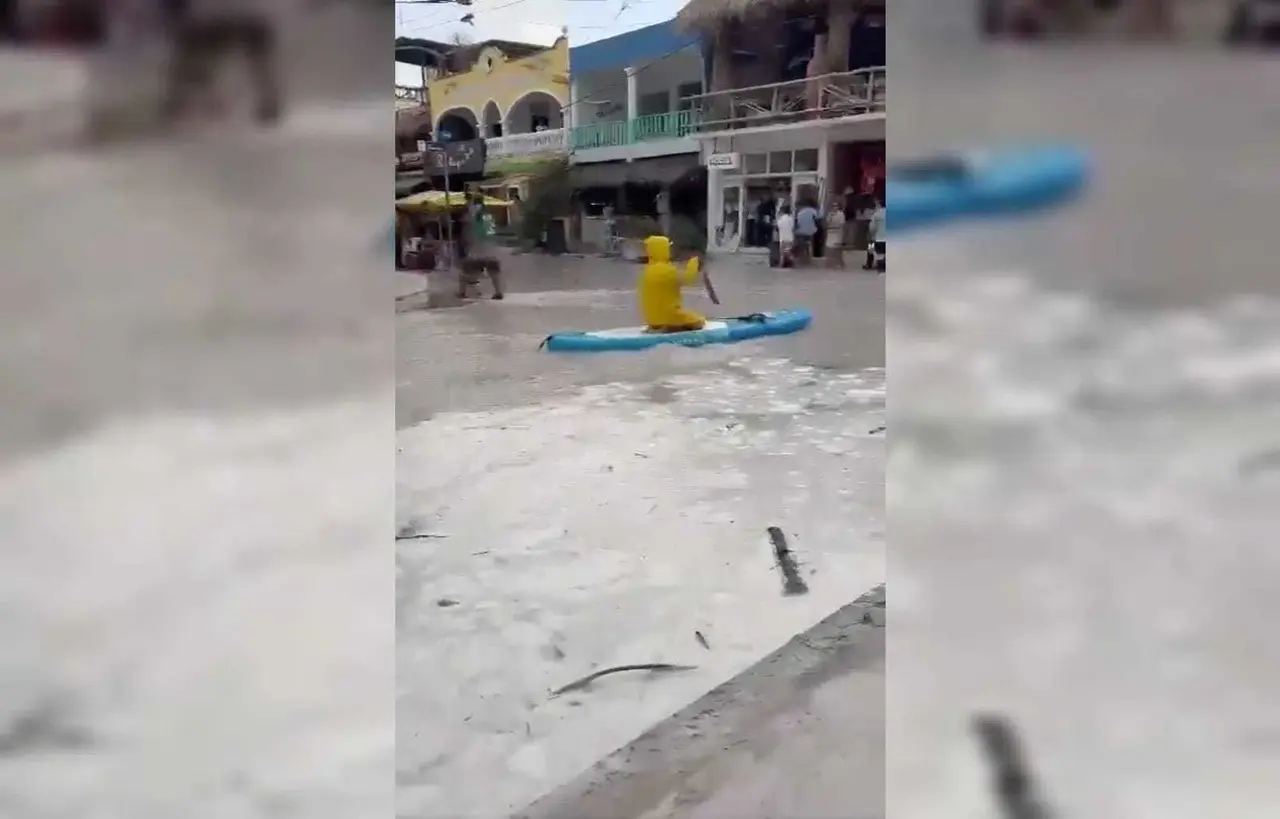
[516,158,572,243]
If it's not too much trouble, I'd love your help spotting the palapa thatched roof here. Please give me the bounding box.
[676,0,876,33]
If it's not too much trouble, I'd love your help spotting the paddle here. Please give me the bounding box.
[698,253,721,306]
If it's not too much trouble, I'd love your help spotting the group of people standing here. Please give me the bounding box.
[773,188,885,272]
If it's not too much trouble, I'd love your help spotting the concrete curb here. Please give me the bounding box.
[511,584,886,819]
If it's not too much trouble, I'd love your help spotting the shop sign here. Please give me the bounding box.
[706,152,740,171]
[421,139,487,177]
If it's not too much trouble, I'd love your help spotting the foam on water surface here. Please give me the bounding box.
[396,357,885,817]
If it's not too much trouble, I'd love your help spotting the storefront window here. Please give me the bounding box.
[718,186,741,247]
[794,148,819,172]
[744,153,768,174]
[768,151,793,173]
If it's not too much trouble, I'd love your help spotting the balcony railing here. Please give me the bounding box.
[485,128,569,159]
[685,68,885,133]
[570,109,698,151]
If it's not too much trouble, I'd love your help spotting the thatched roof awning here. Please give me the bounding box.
[676,0,875,33]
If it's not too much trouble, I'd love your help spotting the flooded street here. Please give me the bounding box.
[0,9,394,815]
[396,255,885,816]
[890,3,1280,816]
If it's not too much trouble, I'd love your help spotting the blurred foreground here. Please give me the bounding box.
[0,4,394,816]
[890,4,1280,817]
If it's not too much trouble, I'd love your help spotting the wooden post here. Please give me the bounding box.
[707,26,733,128]
[825,0,853,73]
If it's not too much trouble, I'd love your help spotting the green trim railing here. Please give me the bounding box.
[570,109,699,151]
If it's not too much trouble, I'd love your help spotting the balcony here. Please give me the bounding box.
[570,110,698,151]
[485,128,569,160]
[686,68,885,134]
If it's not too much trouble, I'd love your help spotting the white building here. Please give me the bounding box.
[679,0,886,255]
[694,72,885,254]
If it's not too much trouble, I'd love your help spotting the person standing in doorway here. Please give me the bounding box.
[775,204,796,268]
[824,200,846,269]
[864,195,886,272]
[851,188,875,258]
[794,200,820,267]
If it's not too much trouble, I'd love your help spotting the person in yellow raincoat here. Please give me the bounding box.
[638,235,706,332]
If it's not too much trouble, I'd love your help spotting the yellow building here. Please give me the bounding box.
[428,37,570,175]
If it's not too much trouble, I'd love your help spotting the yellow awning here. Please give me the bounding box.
[395,191,511,213]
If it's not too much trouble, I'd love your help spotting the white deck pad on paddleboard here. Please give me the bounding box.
[397,358,885,817]
[585,320,730,338]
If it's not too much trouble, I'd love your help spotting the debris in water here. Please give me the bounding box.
[0,696,95,757]
[551,664,697,697]
[767,526,809,596]
[694,630,710,650]
[972,713,1055,819]
[1239,447,1280,476]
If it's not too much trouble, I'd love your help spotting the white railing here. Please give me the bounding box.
[485,128,569,159]
[687,67,886,133]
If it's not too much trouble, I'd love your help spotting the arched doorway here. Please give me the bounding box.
[504,91,563,135]
[481,100,503,138]
[435,107,479,142]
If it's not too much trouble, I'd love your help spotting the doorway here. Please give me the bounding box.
[791,176,821,208]
[715,173,822,251]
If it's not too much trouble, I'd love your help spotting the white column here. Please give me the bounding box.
[706,167,718,254]
[818,137,830,207]
[567,78,581,131]
[625,66,639,122]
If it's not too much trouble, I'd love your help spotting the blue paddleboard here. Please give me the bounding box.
[542,310,812,353]
[887,144,1089,234]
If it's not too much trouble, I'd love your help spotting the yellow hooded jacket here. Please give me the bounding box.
[638,235,705,330]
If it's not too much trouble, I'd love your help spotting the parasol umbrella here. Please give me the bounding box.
[395,191,512,214]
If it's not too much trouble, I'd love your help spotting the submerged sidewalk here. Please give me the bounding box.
[513,586,886,819]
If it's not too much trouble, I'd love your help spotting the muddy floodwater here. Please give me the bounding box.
[396,257,886,816]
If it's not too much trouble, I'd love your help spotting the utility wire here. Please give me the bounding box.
[397,0,539,36]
